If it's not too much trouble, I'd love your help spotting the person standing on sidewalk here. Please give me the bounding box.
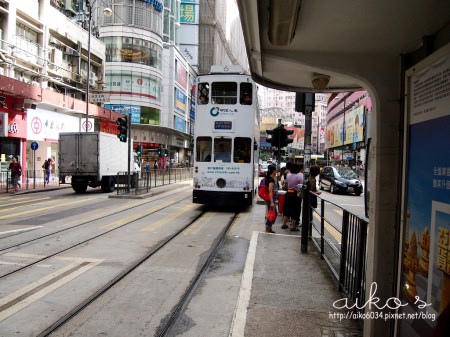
[281,164,304,231]
[8,156,22,193]
[42,158,52,184]
[309,165,322,210]
[264,165,277,234]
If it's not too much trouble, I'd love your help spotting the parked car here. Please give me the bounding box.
[319,166,363,196]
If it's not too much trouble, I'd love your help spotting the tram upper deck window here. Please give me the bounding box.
[196,136,212,162]
[198,83,209,105]
[211,82,237,104]
[240,83,253,105]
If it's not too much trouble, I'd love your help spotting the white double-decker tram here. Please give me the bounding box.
[192,65,260,207]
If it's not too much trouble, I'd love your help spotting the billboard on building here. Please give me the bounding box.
[180,1,198,24]
[27,109,81,141]
[175,89,187,115]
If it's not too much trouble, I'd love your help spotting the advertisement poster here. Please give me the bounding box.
[399,48,450,337]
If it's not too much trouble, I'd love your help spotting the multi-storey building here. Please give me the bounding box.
[0,0,122,174]
[0,0,250,176]
[259,87,328,157]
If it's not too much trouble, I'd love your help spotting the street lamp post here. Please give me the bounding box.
[85,1,93,132]
[84,1,112,132]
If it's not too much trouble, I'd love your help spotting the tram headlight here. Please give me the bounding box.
[216,178,226,188]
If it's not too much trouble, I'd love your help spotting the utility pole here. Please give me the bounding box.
[127,112,131,193]
[295,92,315,253]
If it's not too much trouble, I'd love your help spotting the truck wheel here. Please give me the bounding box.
[72,184,88,193]
[101,177,115,193]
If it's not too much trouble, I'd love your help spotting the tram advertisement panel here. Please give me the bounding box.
[400,45,450,337]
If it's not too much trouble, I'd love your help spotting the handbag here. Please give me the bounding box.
[266,206,277,222]
[258,178,270,201]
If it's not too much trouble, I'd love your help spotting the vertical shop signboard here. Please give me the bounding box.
[399,45,450,336]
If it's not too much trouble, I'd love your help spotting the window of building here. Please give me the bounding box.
[103,36,162,70]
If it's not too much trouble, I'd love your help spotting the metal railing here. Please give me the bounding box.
[116,168,193,195]
[303,187,368,312]
[0,170,61,193]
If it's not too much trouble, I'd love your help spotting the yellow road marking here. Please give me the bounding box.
[101,200,178,230]
[141,204,197,232]
[313,212,341,243]
[334,209,343,216]
[0,198,90,220]
[0,197,69,211]
[57,198,153,228]
[0,197,51,209]
[184,212,216,234]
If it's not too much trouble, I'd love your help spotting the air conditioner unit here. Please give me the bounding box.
[49,48,63,66]
[89,74,97,85]
[64,0,77,14]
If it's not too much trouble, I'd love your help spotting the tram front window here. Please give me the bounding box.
[196,137,212,162]
[214,138,232,162]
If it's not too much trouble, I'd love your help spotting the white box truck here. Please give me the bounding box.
[59,132,138,193]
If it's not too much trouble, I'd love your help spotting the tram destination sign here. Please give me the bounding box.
[214,121,232,130]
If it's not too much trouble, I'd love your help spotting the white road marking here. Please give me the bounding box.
[229,231,258,337]
[0,256,103,321]
[0,226,43,236]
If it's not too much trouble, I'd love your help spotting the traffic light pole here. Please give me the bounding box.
[301,109,313,253]
[127,112,131,193]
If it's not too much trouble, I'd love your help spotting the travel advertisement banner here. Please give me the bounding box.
[399,47,450,337]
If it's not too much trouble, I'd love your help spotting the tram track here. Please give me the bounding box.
[0,187,190,252]
[35,211,239,337]
[0,193,192,279]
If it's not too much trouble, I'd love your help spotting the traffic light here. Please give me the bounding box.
[116,117,128,142]
[295,92,315,114]
[279,127,294,148]
[266,128,279,148]
[164,149,169,157]
[157,147,162,157]
[136,145,143,157]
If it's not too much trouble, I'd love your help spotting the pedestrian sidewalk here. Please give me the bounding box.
[230,203,363,337]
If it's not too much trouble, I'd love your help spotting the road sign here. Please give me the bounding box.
[31,141,38,151]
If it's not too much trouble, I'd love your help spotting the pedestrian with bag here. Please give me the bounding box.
[8,156,22,193]
[42,158,51,184]
[281,164,304,231]
[308,165,322,222]
[264,165,278,233]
